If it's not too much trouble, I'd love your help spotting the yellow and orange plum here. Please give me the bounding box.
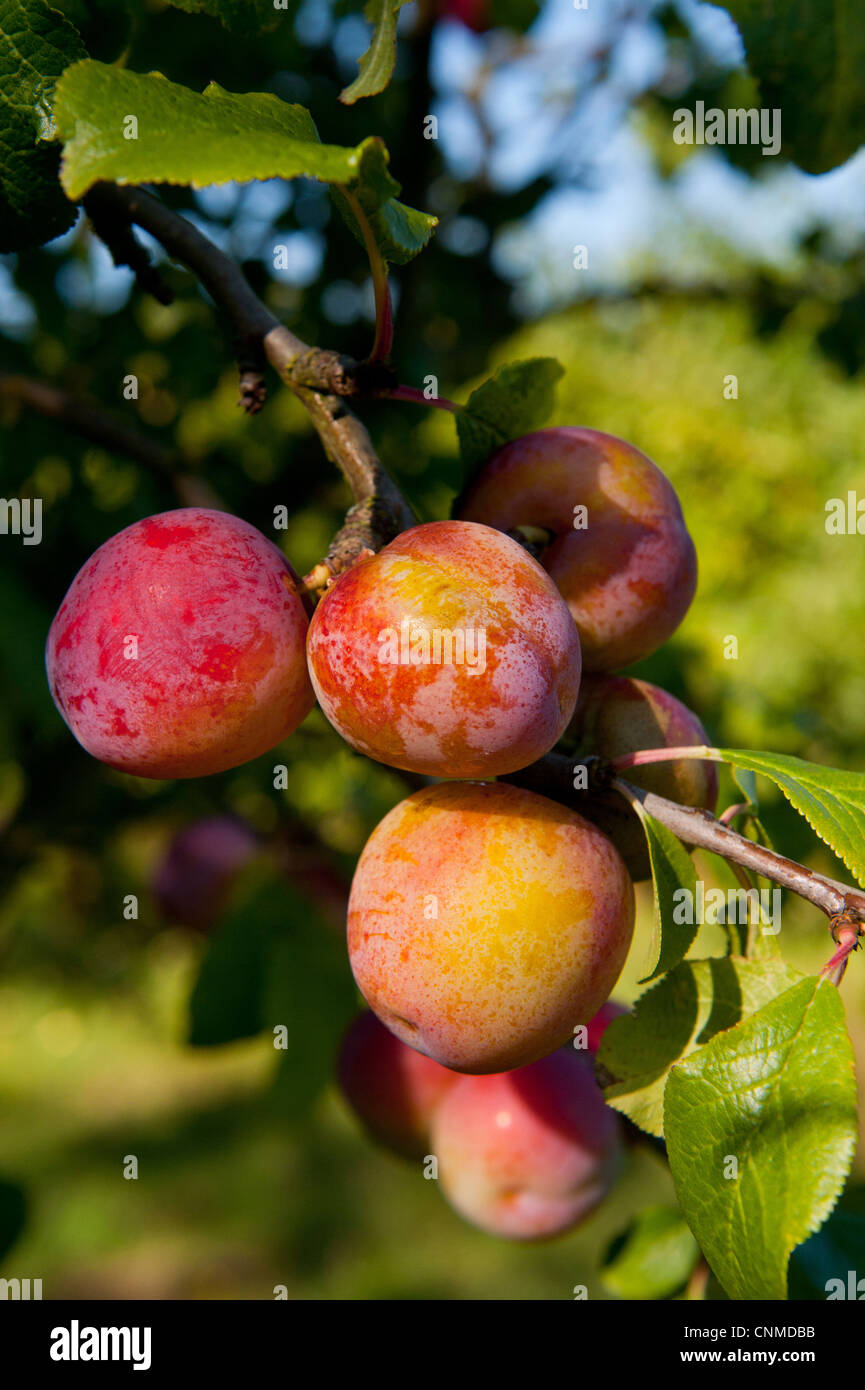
[458,427,697,671]
[431,1049,622,1240]
[347,781,635,1074]
[305,520,582,779]
[46,508,315,778]
[338,1010,458,1160]
[568,673,718,880]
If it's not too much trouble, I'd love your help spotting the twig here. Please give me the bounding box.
[92,185,416,578]
[617,777,865,922]
[90,184,281,409]
[84,186,174,307]
[0,372,223,510]
[501,751,865,925]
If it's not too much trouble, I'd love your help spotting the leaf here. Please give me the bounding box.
[601,1206,699,1301]
[52,61,436,262]
[340,0,413,105]
[0,1178,27,1261]
[599,956,802,1137]
[456,358,565,474]
[331,174,437,266]
[187,875,280,1046]
[788,1203,865,1300]
[265,892,357,1123]
[719,748,865,887]
[0,0,86,251]
[665,977,857,1300]
[633,809,698,982]
[725,1,865,174]
[187,865,355,1069]
[730,765,758,807]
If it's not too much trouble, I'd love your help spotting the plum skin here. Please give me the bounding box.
[306,519,582,779]
[337,1011,458,1160]
[347,780,635,1075]
[432,1049,622,1240]
[45,508,315,779]
[458,426,697,671]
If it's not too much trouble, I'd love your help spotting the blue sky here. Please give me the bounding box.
[1,0,864,337]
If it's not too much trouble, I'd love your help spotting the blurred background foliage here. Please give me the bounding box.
[1,0,865,1298]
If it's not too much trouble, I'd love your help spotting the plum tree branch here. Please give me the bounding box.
[502,751,865,925]
[84,184,416,589]
[0,371,223,510]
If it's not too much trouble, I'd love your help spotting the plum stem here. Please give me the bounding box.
[609,744,721,773]
[385,384,462,412]
[84,184,416,584]
[341,188,394,364]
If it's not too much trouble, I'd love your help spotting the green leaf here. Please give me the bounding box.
[52,61,436,262]
[718,748,865,887]
[187,875,280,1046]
[725,1,865,174]
[265,892,357,1123]
[187,864,355,1067]
[599,956,802,1137]
[331,170,437,266]
[601,1206,700,1301]
[665,977,857,1300]
[0,0,86,251]
[726,765,775,856]
[340,0,413,105]
[456,358,565,474]
[54,61,353,195]
[730,765,758,807]
[633,808,698,982]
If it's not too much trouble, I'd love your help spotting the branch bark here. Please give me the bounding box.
[503,751,865,925]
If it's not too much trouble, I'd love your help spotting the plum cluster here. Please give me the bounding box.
[46,427,710,1240]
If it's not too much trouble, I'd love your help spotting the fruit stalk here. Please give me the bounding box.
[84,183,416,584]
